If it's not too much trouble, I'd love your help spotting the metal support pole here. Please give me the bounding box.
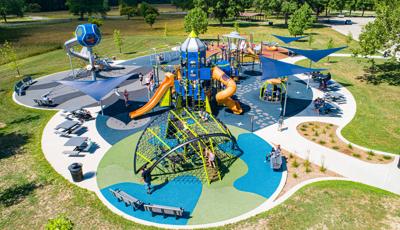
[67,54,75,78]
[283,79,289,117]
[88,47,96,81]
[307,59,312,89]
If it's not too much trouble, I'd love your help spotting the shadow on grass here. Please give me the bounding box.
[0,182,41,207]
[0,132,30,159]
[9,114,40,125]
[357,60,400,86]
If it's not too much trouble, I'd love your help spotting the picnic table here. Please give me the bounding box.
[63,137,91,156]
[55,120,81,137]
[325,92,345,101]
[64,137,88,149]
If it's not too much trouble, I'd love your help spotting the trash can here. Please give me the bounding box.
[68,163,83,182]
[268,21,273,26]
[397,157,400,169]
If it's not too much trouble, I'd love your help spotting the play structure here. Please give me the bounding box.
[129,31,243,119]
[260,78,287,102]
[64,24,123,80]
[128,32,247,184]
[133,108,241,184]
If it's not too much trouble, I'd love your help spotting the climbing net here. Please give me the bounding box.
[133,108,242,185]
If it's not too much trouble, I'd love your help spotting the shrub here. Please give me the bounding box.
[332,146,340,150]
[314,131,319,137]
[293,173,298,178]
[322,129,326,134]
[383,155,392,160]
[352,153,361,158]
[304,159,311,168]
[367,157,372,160]
[319,165,327,173]
[329,124,334,127]
[312,138,316,141]
[348,143,353,149]
[329,133,334,138]
[368,151,375,156]
[300,128,306,132]
[304,133,309,136]
[302,124,308,128]
[309,122,314,126]
[319,140,326,145]
[289,153,294,159]
[88,17,103,27]
[45,215,74,230]
[305,166,312,173]
[330,139,335,143]
[291,159,299,168]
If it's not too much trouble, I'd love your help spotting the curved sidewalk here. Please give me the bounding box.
[255,56,400,195]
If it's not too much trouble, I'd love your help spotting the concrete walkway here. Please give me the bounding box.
[322,17,375,40]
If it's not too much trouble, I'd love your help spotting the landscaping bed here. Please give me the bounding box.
[297,121,393,163]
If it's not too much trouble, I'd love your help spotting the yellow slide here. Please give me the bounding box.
[129,73,174,119]
[211,67,243,115]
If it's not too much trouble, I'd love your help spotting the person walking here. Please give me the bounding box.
[141,166,152,194]
[123,89,129,107]
[139,72,144,85]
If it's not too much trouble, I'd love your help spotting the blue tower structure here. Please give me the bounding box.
[177,31,211,110]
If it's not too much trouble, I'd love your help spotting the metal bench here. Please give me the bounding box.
[109,189,144,211]
[143,204,184,219]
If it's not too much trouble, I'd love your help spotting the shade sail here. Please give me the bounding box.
[260,56,325,80]
[282,46,347,62]
[58,74,132,101]
[272,34,307,44]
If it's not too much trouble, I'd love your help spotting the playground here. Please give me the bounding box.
[5,11,400,229]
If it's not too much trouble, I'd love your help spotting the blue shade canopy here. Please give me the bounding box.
[282,46,347,62]
[58,74,132,101]
[260,56,326,80]
[272,34,307,44]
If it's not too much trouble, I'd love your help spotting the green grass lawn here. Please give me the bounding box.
[228,180,400,229]
[0,12,399,229]
[297,57,400,154]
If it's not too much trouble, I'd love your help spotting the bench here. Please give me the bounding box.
[33,98,54,106]
[143,204,184,219]
[14,76,34,96]
[109,189,144,211]
[62,150,82,157]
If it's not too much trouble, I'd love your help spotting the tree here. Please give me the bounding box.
[357,0,374,17]
[357,0,400,58]
[66,0,109,20]
[138,1,158,16]
[329,0,346,14]
[195,0,251,26]
[172,0,194,10]
[0,41,21,77]
[346,31,353,46]
[119,5,136,19]
[308,33,314,47]
[326,37,334,62]
[0,0,26,23]
[113,29,123,53]
[88,16,103,27]
[347,0,357,16]
[184,7,208,35]
[144,13,157,28]
[306,0,329,19]
[281,0,297,25]
[288,3,315,36]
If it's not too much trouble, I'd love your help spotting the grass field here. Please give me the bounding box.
[0,10,399,229]
[229,180,400,229]
[297,57,400,154]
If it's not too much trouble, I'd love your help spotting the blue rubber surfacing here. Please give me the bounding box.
[233,133,283,198]
[101,176,202,225]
